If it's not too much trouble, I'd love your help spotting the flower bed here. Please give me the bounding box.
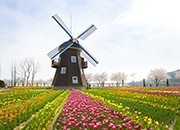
[82,88,180,129]
[0,89,64,130]
[22,89,70,130]
[53,89,149,130]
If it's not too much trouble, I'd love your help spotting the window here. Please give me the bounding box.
[71,56,76,63]
[72,76,78,83]
[61,67,66,74]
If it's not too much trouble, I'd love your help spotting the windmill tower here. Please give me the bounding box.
[47,14,99,90]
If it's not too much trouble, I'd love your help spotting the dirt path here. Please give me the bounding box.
[13,91,68,130]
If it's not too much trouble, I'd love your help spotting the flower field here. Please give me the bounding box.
[0,86,180,130]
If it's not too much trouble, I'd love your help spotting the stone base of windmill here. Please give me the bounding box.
[53,86,86,90]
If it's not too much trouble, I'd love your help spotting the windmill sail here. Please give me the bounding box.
[77,24,97,40]
[47,46,59,59]
[52,14,73,39]
[48,41,74,60]
[77,42,99,66]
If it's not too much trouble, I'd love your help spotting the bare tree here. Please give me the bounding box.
[111,72,128,86]
[36,79,44,86]
[16,77,21,86]
[175,71,180,79]
[18,60,27,86]
[46,78,53,86]
[94,72,108,87]
[147,68,170,86]
[85,73,94,83]
[130,73,136,86]
[18,58,33,86]
[13,62,17,86]
[31,61,40,86]
[11,62,14,86]
[25,58,33,86]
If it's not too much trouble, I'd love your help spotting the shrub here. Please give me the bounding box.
[0,80,5,88]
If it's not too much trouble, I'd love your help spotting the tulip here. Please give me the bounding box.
[57,123,60,127]
[135,126,139,129]
[112,125,116,130]
[94,125,97,129]
[83,123,87,127]
[122,123,127,128]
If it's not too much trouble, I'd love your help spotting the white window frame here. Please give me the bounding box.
[61,67,66,74]
[72,76,78,83]
[71,56,76,63]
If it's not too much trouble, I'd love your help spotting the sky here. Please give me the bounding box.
[0,0,180,82]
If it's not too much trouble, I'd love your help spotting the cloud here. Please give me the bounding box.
[114,0,180,30]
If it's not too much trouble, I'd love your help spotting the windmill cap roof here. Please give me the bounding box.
[58,39,80,50]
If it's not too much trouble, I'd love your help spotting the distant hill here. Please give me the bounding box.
[167,69,180,82]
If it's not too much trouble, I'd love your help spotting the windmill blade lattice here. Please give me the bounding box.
[52,14,73,39]
[77,42,99,66]
[77,24,97,40]
[48,41,74,60]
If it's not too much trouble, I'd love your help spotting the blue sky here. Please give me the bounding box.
[1,0,180,82]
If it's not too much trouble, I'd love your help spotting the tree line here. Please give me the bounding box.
[4,57,42,86]
[85,68,180,87]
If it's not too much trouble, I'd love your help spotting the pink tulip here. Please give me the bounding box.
[83,123,87,127]
[68,123,71,127]
[123,114,127,118]
[135,126,139,129]
[57,123,60,127]
[94,125,97,129]
[112,125,116,130]
[122,123,127,128]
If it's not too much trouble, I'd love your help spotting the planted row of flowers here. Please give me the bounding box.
[82,89,176,129]
[92,89,179,111]
[11,86,53,90]
[53,89,150,130]
[0,89,64,130]
[21,89,71,130]
[93,87,180,111]
[0,90,51,108]
[93,86,180,92]
[93,87,180,96]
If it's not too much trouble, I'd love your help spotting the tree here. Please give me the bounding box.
[31,61,40,86]
[25,58,33,86]
[13,62,17,86]
[110,72,128,87]
[85,73,94,84]
[18,60,27,86]
[147,68,170,86]
[18,58,40,86]
[0,80,5,87]
[130,73,136,86]
[93,72,108,87]
[143,79,146,87]
[175,71,180,79]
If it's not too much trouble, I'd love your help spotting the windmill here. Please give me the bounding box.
[47,13,99,90]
